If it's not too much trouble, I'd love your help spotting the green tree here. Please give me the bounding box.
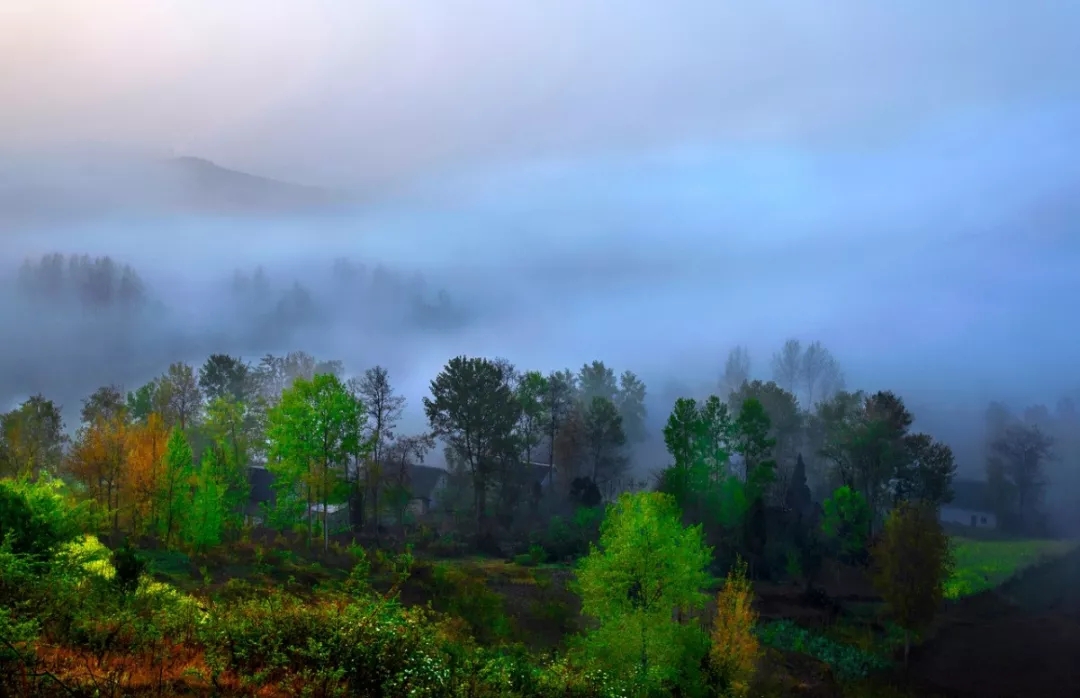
[616,370,648,445]
[125,381,159,425]
[733,398,776,499]
[873,501,954,665]
[183,461,226,553]
[821,485,871,562]
[582,396,628,488]
[158,362,204,432]
[729,381,801,499]
[0,395,67,479]
[892,433,957,508]
[575,491,712,694]
[158,428,194,546]
[578,360,618,404]
[542,369,577,485]
[424,356,520,534]
[267,373,363,551]
[198,353,252,403]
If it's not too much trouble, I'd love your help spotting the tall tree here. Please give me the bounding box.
[81,385,126,425]
[125,412,168,536]
[987,423,1054,529]
[160,363,203,431]
[616,370,648,445]
[729,380,802,501]
[578,360,618,403]
[770,339,803,395]
[800,340,836,407]
[0,395,67,479]
[582,396,628,488]
[126,381,159,425]
[516,371,549,467]
[542,369,577,485]
[203,396,256,532]
[423,356,520,534]
[267,373,363,550]
[158,427,194,546]
[184,453,227,552]
[892,433,957,508]
[198,354,252,403]
[732,397,776,497]
[348,366,406,531]
[721,346,752,398]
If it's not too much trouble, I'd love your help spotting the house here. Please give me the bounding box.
[940,479,997,529]
[404,464,450,517]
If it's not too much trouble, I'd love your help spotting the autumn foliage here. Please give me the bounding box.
[709,557,760,698]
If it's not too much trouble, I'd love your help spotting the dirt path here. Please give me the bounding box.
[910,545,1080,698]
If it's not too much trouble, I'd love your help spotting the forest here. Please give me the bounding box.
[2,253,1076,697]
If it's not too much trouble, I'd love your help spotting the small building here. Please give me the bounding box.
[940,479,997,529]
[247,464,275,525]
[405,464,450,517]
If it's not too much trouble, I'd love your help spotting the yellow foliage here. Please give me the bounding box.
[710,557,760,698]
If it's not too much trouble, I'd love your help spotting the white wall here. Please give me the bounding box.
[940,506,997,529]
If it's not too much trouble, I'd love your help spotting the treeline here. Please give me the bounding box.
[0,350,653,553]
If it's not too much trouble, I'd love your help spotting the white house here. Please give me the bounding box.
[940,479,997,529]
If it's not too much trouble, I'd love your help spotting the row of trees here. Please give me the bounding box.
[0,349,653,552]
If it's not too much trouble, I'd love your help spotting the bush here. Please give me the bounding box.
[0,476,84,562]
[708,558,759,697]
[112,539,147,595]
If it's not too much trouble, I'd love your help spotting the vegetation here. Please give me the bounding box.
[0,328,1075,696]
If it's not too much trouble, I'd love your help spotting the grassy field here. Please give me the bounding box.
[944,535,1078,599]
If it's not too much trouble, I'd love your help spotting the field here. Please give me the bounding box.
[944,535,1079,599]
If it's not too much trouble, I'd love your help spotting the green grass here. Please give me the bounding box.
[944,536,1077,599]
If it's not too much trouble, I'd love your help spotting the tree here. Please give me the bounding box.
[424,356,520,535]
[125,381,159,425]
[578,360,618,403]
[771,338,803,395]
[202,397,255,533]
[616,370,648,445]
[184,455,227,553]
[81,385,126,425]
[542,369,577,485]
[198,354,252,403]
[67,399,129,533]
[575,492,712,693]
[732,397,776,497]
[729,381,802,501]
[800,341,844,407]
[158,428,194,546]
[721,345,752,398]
[872,501,954,666]
[892,433,957,508]
[582,396,628,487]
[0,395,67,479]
[821,485,871,563]
[382,433,436,534]
[125,412,169,536]
[267,373,362,551]
[159,362,203,431]
[709,557,760,698]
[348,366,406,531]
[516,370,549,467]
[987,423,1054,529]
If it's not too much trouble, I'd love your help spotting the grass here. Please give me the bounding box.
[944,536,1078,599]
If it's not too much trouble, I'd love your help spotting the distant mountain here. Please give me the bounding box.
[0,155,353,226]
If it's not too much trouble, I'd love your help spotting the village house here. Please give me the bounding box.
[940,478,997,529]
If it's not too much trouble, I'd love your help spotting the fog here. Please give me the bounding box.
[2,2,1079,486]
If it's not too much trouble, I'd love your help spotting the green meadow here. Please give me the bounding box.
[944,536,1078,599]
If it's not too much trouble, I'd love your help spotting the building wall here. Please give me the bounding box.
[940,506,997,529]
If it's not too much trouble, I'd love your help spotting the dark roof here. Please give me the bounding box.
[247,465,275,515]
[408,464,447,500]
[948,479,992,511]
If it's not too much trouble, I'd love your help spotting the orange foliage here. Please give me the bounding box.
[67,414,128,516]
[125,412,169,536]
[710,557,760,698]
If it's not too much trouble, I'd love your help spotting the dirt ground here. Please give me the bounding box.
[909,545,1080,698]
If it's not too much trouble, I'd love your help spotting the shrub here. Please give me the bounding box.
[756,620,890,681]
[112,539,147,595]
[708,557,759,697]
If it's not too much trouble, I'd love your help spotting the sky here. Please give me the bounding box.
[1,1,1079,476]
